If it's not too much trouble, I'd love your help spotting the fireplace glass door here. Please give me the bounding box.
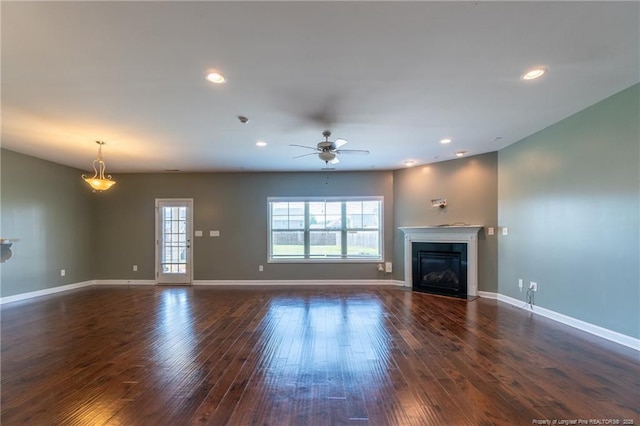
[412,242,467,298]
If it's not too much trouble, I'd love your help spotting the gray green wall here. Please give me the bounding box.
[498,84,639,338]
[2,85,637,342]
[0,150,93,297]
[92,171,395,281]
[392,153,499,292]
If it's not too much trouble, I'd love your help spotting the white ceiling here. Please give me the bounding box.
[2,1,638,173]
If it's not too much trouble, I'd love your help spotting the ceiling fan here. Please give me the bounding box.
[290,130,369,166]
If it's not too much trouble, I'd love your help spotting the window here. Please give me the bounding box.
[269,197,383,262]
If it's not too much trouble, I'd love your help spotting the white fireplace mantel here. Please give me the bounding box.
[399,226,482,296]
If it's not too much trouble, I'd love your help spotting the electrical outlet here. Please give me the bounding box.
[488,227,495,236]
[385,262,392,273]
[518,279,523,291]
[133,265,138,272]
[529,281,537,292]
[259,265,264,272]
[502,227,509,236]
[60,269,66,277]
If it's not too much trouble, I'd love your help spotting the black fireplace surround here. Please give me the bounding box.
[412,242,467,298]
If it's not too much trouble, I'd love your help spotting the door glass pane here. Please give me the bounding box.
[161,206,188,274]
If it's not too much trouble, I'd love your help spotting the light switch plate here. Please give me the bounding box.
[502,227,509,236]
[210,230,220,237]
[488,227,495,236]
[194,230,203,237]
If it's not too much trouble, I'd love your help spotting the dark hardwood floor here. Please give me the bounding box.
[1,285,638,425]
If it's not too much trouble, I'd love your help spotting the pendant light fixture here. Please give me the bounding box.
[82,141,116,191]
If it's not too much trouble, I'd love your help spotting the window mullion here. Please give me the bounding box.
[341,202,347,257]
[304,202,310,258]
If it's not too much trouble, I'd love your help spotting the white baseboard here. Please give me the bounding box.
[477,291,498,299]
[478,291,640,351]
[0,280,94,305]
[1,278,402,305]
[93,279,157,286]
[193,279,405,286]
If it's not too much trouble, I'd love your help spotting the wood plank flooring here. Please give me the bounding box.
[1,285,638,425]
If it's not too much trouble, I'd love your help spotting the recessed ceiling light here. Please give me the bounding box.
[256,141,267,147]
[455,151,467,157]
[440,138,452,144]
[521,67,547,80]
[205,71,226,83]
[404,160,415,167]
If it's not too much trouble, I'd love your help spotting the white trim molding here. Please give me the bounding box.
[1,279,402,305]
[399,226,482,296]
[93,280,157,286]
[0,280,94,305]
[478,291,640,351]
[477,291,498,299]
[193,279,404,286]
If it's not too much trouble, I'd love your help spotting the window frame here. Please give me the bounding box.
[267,196,384,263]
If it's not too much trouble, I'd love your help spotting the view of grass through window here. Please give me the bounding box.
[269,198,382,261]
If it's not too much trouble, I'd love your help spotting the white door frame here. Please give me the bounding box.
[155,198,194,285]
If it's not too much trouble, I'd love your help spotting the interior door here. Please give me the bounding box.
[156,199,193,284]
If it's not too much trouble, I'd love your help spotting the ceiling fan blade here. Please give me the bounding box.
[329,157,340,164]
[334,138,348,149]
[290,144,319,151]
[335,149,369,155]
[293,152,319,159]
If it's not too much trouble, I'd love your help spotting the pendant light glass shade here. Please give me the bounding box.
[82,141,116,191]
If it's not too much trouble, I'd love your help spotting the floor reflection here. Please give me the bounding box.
[154,288,197,375]
[258,295,392,397]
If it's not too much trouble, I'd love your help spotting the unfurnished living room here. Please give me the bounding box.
[1,2,638,425]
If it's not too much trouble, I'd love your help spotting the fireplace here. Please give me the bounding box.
[399,226,482,297]
[412,242,467,298]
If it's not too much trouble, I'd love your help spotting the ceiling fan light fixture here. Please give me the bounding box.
[291,131,368,166]
[318,151,336,162]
